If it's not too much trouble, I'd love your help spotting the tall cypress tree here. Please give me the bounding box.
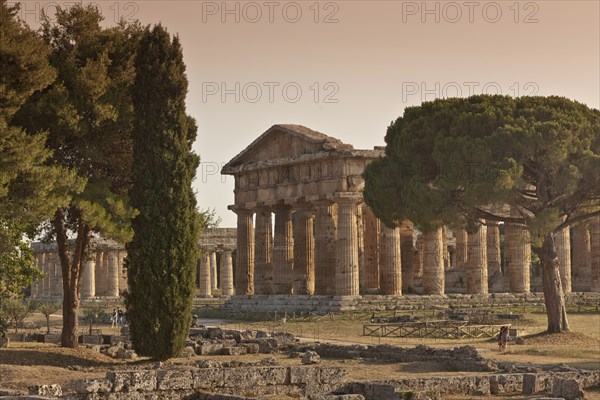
[125,25,200,360]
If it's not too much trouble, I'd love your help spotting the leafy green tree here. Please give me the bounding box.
[0,297,34,333]
[0,1,79,300]
[35,300,62,334]
[14,5,140,347]
[125,25,200,360]
[364,95,600,333]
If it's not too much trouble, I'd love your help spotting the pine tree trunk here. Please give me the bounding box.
[538,233,570,333]
[54,209,90,348]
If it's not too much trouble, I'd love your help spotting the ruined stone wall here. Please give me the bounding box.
[72,365,346,400]
[345,371,600,400]
[297,343,495,372]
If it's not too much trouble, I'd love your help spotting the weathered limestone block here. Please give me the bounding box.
[222,368,260,389]
[106,370,157,392]
[222,346,248,356]
[255,367,289,386]
[192,368,226,390]
[301,350,321,364]
[289,366,320,385]
[489,374,522,395]
[75,379,113,394]
[156,370,193,391]
[196,343,225,355]
[552,378,584,400]
[319,367,347,385]
[28,385,62,397]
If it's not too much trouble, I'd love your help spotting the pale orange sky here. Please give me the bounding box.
[14,0,600,226]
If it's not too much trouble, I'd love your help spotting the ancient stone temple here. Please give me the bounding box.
[30,239,127,299]
[221,125,599,299]
[29,228,237,299]
[221,124,385,297]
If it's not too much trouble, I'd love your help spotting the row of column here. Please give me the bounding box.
[231,197,415,297]
[449,215,600,294]
[198,247,234,297]
[31,249,127,298]
[30,252,63,297]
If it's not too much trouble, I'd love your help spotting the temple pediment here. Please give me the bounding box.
[222,124,353,173]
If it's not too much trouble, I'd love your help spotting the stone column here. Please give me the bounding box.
[81,252,96,299]
[486,222,502,292]
[314,200,337,295]
[199,252,212,297]
[44,252,52,296]
[400,220,414,293]
[413,235,424,279]
[210,251,218,290]
[253,206,273,294]
[234,207,255,295]
[506,213,531,293]
[107,250,119,297]
[49,252,60,296]
[272,204,294,294]
[379,224,402,295]
[356,205,365,292]
[34,252,45,297]
[455,229,468,269]
[220,248,234,296]
[118,250,128,295]
[335,197,360,296]
[362,207,380,293]
[467,223,488,294]
[591,216,600,292]
[94,251,105,296]
[293,203,315,295]
[554,227,572,293]
[572,224,592,291]
[423,227,445,295]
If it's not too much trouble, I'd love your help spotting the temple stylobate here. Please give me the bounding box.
[222,124,600,298]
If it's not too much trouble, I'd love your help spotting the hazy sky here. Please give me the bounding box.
[14,0,600,226]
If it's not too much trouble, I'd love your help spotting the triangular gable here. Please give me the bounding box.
[222,124,353,173]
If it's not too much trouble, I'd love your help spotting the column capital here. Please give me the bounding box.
[230,206,254,215]
[333,193,363,205]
